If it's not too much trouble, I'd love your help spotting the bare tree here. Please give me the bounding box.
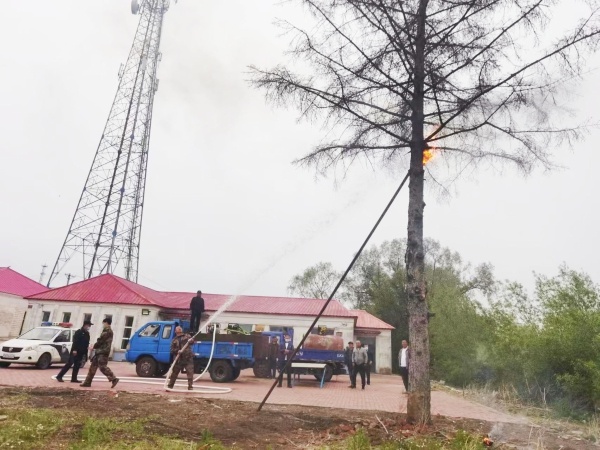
[251,0,600,423]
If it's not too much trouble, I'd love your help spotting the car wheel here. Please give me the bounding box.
[0,362,11,368]
[231,367,241,381]
[209,360,233,383]
[136,356,158,377]
[36,353,52,370]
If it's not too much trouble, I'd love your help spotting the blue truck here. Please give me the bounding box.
[252,331,347,382]
[125,320,269,382]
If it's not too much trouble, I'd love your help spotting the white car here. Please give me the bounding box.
[0,323,85,370]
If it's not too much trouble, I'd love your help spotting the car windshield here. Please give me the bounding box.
[19,328,59,341]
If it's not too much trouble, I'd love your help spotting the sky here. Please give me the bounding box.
[1,1,598,299]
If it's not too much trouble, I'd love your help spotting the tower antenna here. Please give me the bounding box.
[47,0,172,287]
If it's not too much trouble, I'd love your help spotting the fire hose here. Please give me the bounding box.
[51,319,233,394]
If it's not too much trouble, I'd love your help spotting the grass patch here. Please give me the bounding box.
[330,428,490,450]
[0,408,63,449]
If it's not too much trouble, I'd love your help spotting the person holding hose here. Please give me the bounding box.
[167,326,195,390]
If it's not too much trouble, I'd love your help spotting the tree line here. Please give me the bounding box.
[289,239,600,415]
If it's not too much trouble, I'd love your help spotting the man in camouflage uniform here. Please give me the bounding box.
[167,326,195,390]
[80,318,119,388]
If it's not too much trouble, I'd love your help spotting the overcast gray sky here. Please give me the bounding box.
[1,1,598,298]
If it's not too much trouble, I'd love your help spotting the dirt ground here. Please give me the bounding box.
[0,386,597,449]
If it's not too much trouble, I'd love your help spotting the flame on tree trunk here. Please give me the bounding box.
[405,0,431,425]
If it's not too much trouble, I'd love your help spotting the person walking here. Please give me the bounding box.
[56,320,92,383]
[80,318,119,388]
[268,337,279,379]
[190,290,205,333]
[277,333,293,388]
[351,340,369,390]
[398,339,410,393]
[344,341,354,387]
[167,326,195,390]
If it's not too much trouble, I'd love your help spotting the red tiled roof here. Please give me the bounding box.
[26,274,356,318]
[159,292,355,318]
[27,274,164,306]
[350,309,395,330]
[0,267,47,297]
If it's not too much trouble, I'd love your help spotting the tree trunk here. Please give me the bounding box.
[405,0,431,425]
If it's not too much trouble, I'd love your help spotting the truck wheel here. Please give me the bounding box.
[231,367,241,381]
[36,353,52,370]
[136,356,158,377]
[313,365,334,382]
[210,360,233,383]
[0,362,11,368]
[252,359,270,378]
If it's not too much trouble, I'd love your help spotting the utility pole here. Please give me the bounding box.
[65,273,75,286]
[47,0,172,287]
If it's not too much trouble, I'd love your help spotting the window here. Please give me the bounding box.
[54,330,70,343]
[62,312,71,323]
[83,313,92,323]
[162,325,173,339]
[41,311,50,322]
[139,324,160,338]
[121,316,135,350]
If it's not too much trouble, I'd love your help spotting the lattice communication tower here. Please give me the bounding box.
[47,0,172,287]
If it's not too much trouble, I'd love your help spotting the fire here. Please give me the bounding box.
[422,147,436,166]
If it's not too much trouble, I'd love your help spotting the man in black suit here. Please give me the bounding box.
[190,290,205,333]
[277,333,294,388]
[56,320,92,383]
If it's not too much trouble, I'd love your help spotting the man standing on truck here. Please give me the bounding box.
[80,318,119,389]
[344,341,354,387]
[351,340,369,390]
[190,290,205,333]
[56,320,92,383]
[277,333,293,388]
[167,326,195,390]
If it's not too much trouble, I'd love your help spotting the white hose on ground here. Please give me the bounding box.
[50,318,232,394]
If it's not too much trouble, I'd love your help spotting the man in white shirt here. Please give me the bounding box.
[398,339,410,393]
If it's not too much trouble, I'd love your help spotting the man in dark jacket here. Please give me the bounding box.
[190,290,205,333]
[344,341,354,387]
[277,334,294,388]
[80,318,119,388]
[268,337,279,379]
[56,320,92,383]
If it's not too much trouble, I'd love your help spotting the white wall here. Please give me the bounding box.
[25,300,161,354]
[0,293,28,338]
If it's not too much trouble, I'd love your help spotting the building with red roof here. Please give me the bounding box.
[19,274,395,372]
[0,267,47,338]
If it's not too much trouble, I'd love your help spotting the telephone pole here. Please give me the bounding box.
[47,0,172,287]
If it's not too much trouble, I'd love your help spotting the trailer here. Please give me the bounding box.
[252,331,346,382]
[125,321,269,383]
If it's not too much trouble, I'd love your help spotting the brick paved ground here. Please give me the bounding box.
[0,361,525,424]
